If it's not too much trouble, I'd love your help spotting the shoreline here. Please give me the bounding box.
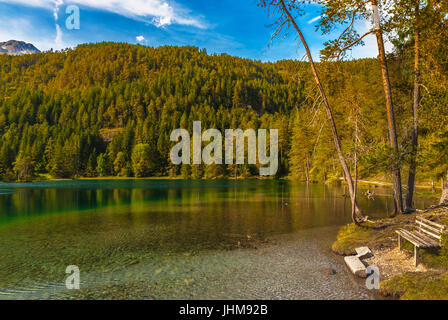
[5,176,442,202]
[5,174,445,192]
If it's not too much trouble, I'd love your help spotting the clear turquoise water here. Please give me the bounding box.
[0,180,436,299]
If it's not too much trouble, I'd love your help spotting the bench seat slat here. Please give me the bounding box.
[396,229,428,247]
[399,229,439,248]
[409,231,437,248]
[407,231,433,248]
[414,231,441,248]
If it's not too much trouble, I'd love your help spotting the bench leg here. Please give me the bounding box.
[414,246,420,267]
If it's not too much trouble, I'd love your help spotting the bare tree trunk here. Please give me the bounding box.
[405,3,421,213]
[352,152,359,224]
[279,0,364,218]
[305,158,310,184]
[352,107,360,225]
[371,0,404,214]
[440,171,448,205]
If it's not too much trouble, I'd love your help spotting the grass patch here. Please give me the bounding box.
[381,272,448,300]
[331,219,397,255]
[332,224,374,255]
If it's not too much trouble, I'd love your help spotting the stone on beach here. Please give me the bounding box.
[355,247,373,260]
[344,256,367,278]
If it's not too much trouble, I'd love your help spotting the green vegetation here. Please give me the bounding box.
[0,40,446,184]
[381,272,448,300]
[332,224,374,256]
[331,218,408,256]
[131,144,154,177]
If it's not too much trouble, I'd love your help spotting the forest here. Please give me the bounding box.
[0,7,446,198]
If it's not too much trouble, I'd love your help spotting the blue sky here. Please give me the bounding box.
[0,0,381,62]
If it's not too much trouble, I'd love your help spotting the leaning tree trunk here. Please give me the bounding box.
[440,171,448,205]
[405,4,421,213]
[371,0,404,214]
[279,0,364,219]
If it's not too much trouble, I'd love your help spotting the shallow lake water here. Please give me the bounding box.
[0,180,436,299]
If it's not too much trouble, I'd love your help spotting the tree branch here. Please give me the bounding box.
[336,30,376,59]
[335,0,370,46]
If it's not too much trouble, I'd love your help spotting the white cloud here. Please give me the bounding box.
[55,24,64,47]
[53,0,64,48]
[307,15,322,24]
[53,0,63,20]
[136,35,145,42]
[0,0,206,28]
[0,15,72,51]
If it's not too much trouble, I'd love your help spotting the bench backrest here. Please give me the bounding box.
[416,216,446,242]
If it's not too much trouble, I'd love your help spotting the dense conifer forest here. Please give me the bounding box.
[0,42,446,183]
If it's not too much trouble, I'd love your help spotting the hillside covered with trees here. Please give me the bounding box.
[0,41,446,187]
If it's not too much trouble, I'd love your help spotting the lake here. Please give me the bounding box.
[0,180,435,300]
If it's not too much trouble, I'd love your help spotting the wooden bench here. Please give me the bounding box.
[396,216,446,266]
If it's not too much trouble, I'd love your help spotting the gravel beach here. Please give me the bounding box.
[1,226,373,300]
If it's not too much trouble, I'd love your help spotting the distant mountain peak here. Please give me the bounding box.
[0,40,40,56]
